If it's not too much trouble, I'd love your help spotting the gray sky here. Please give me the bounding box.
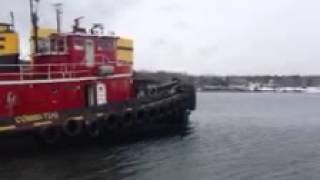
[1,0,320,75]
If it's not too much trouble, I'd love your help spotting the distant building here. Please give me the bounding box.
[226,76,248,86]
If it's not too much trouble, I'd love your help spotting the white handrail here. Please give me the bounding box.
[0,62,106,81]
[0,62,105,67]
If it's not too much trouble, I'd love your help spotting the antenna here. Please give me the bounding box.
[10,11,15,30]
[90,23,104,35]
[73,16,86,33]
[29,0,40,53]
[53,3,63,33]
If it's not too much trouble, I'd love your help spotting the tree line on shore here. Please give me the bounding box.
[136,71,320,88]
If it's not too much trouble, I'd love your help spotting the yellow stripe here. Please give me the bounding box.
[0,33,19,55]
[0,26,7,32]
[116,38,133,48]
[116,49,133,63]
[116,37,133,63]
[0,125,16,132]
[30,28,56,54]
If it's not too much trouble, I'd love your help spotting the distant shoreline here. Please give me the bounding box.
[198,86,320,94]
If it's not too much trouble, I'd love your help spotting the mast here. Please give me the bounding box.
[53,3,62,33]
[29,0,40,53]
[10,11,15,30]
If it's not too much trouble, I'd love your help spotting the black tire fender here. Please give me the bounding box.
[36,126,61,145]
[104,114,119,130]
[122,112,134,127]
[85,119,101,138]
[63,119,83,137]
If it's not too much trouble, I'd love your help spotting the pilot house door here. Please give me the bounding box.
[86,85,96,107]
[86,83,107,107]
[85,39,94,66]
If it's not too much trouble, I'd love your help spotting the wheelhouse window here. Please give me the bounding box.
[73,38,84,51]
[50,38,57,52]
[97,38,115,51]
[57,38,66,52]
[37,36,67,54]
[38,38,50,53]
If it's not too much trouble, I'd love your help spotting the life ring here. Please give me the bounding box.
[63,119,83,137]
[35,126,61,145]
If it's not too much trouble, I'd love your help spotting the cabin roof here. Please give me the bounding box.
[50,32,120,39]
[0,23,11,26]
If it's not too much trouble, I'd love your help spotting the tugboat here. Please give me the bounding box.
[0,1,196,144]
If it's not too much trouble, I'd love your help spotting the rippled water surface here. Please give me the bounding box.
[2,92,320,180]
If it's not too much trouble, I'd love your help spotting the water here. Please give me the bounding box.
[2,92,320,180]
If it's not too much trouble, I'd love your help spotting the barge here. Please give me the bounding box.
[0,1,196,144]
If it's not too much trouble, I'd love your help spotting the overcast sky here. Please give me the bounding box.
[1,0,320,75]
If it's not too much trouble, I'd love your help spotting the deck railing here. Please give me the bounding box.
[0,63,104,81]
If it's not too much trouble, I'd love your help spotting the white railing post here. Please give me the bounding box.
[65,63,67,78]
[19,64,23,80]
[72,63,76,78]
[48,64,51,79]
[63,64,66,78]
